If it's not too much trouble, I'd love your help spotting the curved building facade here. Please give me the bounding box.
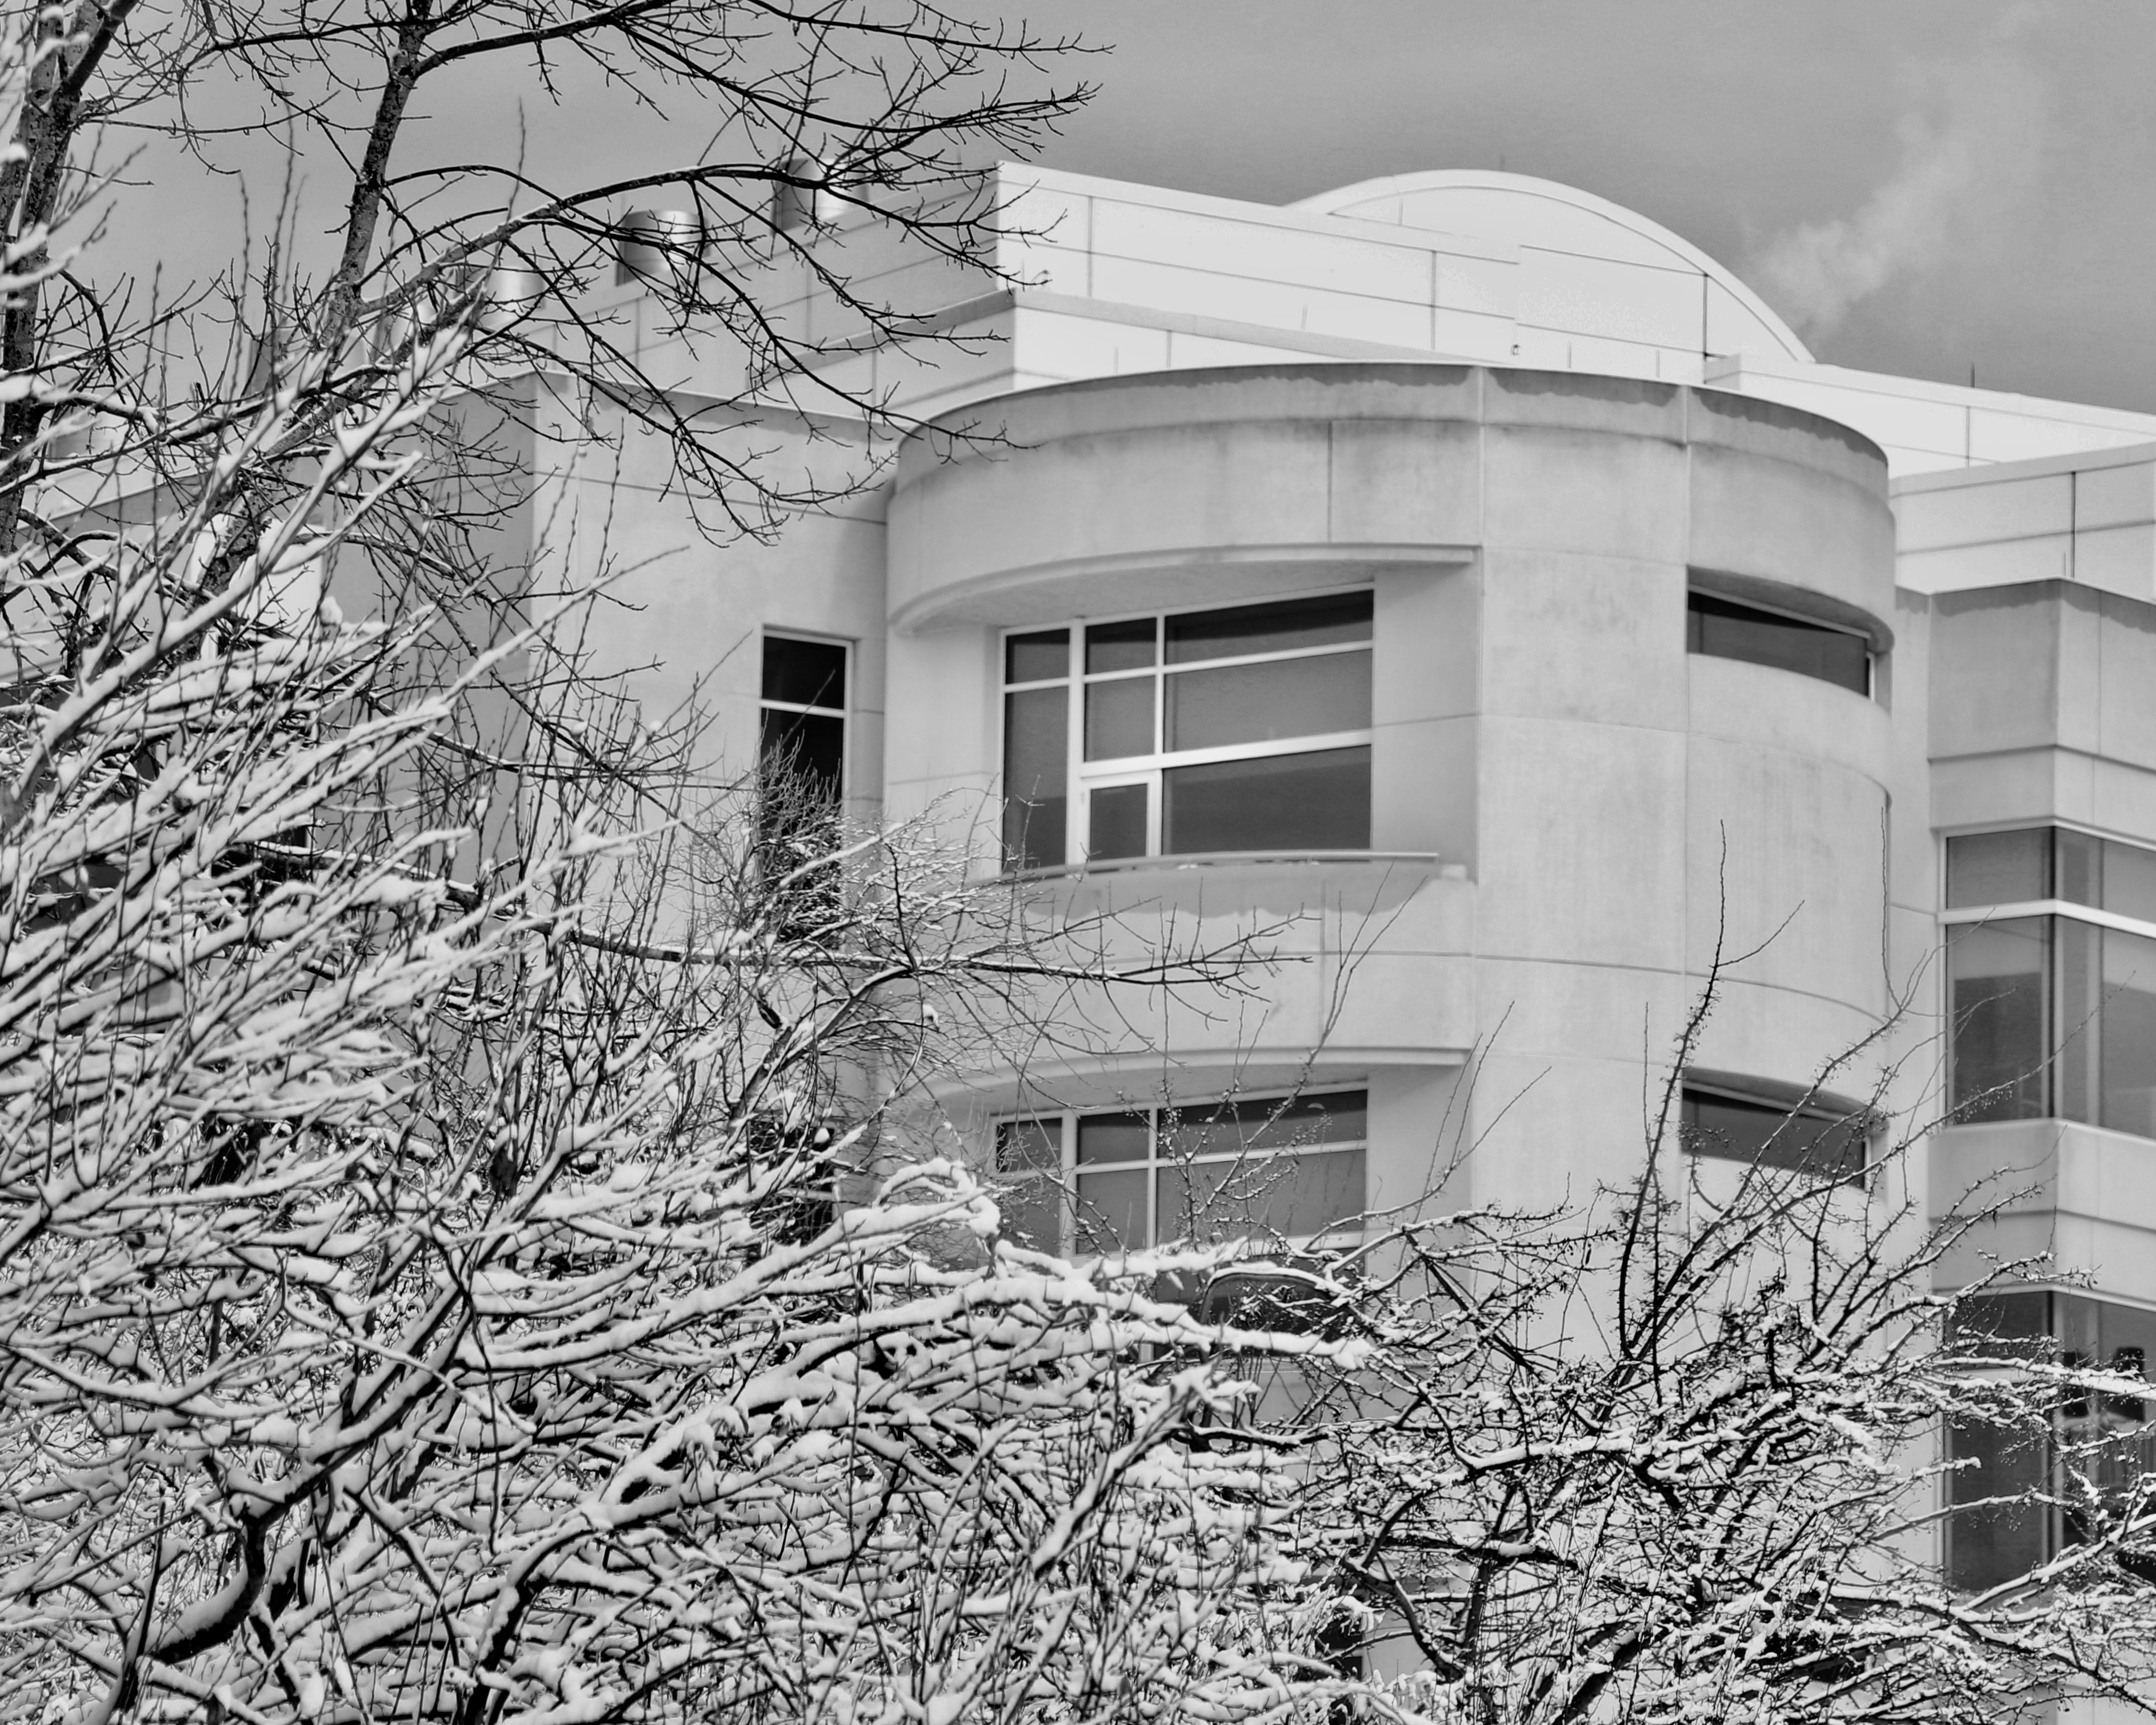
[884,363,1900,1226]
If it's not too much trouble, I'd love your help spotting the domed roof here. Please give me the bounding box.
[1294,170,1812,366]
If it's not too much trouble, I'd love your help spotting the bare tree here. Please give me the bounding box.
[0,18,1398,1721]
[1245,976,2156,1725]
[1,0,1095,864]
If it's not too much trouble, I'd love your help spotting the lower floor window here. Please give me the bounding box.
[993,1089,1368,1257]
[1678,1083,1870,1184]
[1946,1291,2155,1591]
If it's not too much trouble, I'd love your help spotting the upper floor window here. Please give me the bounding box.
[1000,591,1373,872]
[1686,589,1870,696]
[1944,825,2156,1137]
[759,633,848,822]
[992,1089,1368,1259]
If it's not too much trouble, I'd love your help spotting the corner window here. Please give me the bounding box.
[1000,591,1373,871]
[759,634,848,824]
[1686,589,1870,696]
[1945,1291,2156,1591]
[1944,827,2156,1137]
[992,1090,1368,1258]
[1678,1081,1870,1185]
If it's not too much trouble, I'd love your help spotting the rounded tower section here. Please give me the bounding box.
[884,364,1896,1230]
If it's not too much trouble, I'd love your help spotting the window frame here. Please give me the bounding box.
[992,1089,1371,1261]
[1676,1077,1875,1187]
[1684,585,1875,698]
[998,588,1377,871]
[758,629,851,805]
[1942,823,2156,1133]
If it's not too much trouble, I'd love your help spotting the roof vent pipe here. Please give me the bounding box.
[772,157,839,236]
[614,209,698,286]
[480,266,546,328]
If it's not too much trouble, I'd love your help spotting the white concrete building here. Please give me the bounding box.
[560,167,2156,1590]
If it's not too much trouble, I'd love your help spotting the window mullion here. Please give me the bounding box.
[1064,635,1083,867]
[1145,1107,1161,1250]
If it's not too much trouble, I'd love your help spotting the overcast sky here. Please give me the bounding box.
[92,0,2156,415]
[1014,0,2156,413]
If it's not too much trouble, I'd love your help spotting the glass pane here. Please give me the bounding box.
[1163,747,1370,854]
[1076,1111,1151,1166]
[1084,676,1154,760]
[996,1118,1061,1174]
[759,709,844,801]
[2103,926,2156,1139]
[2106,838,2156,925]
[1005,629,1070,685]
[1197,1268,1343,1334]
[1001,686,1067,870]
[2057,917,2099,1125]
[1678,1090,1866,1184]
[2056,827,2102,909]
[1947,829,2050,909]
[1947,1291,2053,1359]
[1946,918,2050,1122]
[999,1179,1061,1254]
[1074,1168,1148,1253]
[1086,618,1156,673]
[1166,652,1371,751]
[1166,591,1374,664]
[1946,1414,2048,1590]
[1685,592,1870,694]
[1163,1090,1367,1159]
[1087,783,1148,861]
[2095,1300,2156,1416]
[761,635,847,709]
[1156,1149,1365,1242]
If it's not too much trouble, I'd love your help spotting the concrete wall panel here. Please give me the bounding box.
[1688,446,1896,622]
[1371,716,1476,859]
[1475,715,1689,971]
[1929,586,2065,760]
[1479,550,1687,729]
[1479,425,1689,561]
[1684,735,1890,1016]
[1327,419,1482,546]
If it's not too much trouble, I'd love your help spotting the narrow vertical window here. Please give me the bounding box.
[759,634,848,841]
[1001,630,1070,871]
[995,1118,1064,1253]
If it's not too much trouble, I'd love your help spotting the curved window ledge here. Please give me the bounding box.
[988,850,1459,886]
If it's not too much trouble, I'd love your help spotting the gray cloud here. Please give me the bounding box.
[1748,6,2052,340]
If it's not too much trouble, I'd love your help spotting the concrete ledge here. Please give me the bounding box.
[1932,1118,2156,1306]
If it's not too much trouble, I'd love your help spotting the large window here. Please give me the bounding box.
[993,1090,1368,1259]
[1686,588,1871,696]
[1945,827,2156,1136]
[1001,591,1374,871]
[1946,1291,2156,1591]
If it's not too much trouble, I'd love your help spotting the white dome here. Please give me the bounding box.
[1296,170,1812,367]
